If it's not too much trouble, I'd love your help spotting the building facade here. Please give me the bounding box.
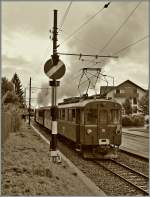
[100,80,147,114]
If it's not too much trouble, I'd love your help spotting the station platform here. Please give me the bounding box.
[2,121,105,196]
[121,127,149,159]
[122,127,149,137]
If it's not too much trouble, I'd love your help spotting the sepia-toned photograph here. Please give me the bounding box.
[1,0,149,196]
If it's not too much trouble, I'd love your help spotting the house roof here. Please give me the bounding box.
[100,86,115,96]
[100,80,146,96]
[116,80,146,92]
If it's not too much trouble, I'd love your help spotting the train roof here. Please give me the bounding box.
[36,97,121,110]
[58,98,121,108]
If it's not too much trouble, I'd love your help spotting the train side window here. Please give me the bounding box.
[58,109,61,120]
[65,109,68,121]
[99,110,107,123]
[76,109,80,124]
[62,109,65,120]
[68,109,76,122]
[72,109,76,122]
[39,110,44,117]
[80,110,84,124]
[69,109,72,121]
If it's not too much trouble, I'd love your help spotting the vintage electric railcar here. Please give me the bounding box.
[35,97,122,159]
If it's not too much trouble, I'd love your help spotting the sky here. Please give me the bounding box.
[2,0,149,107]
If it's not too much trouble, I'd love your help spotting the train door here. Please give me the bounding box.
[76,108,80,146]
[98,107,110,145]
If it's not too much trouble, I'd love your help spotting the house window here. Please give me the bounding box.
[133,97,137,104]
[132,106,137,113]
[120,89,125,93]
[116,89,120,94]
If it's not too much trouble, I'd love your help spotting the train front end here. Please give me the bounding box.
[82,100,122,159]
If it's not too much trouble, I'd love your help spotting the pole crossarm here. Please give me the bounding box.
[82,67,102,71]
[57,52,118,59]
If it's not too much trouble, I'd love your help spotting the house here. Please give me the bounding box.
[100,80,147,114]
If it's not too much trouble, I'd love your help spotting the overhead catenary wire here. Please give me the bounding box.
[99,0,143,53]
[59,30,99,51]
[58,1,73,32]
[114,34,149,55]
[73,33,148,87]
[84,0,144,68]
[80,34,149,71]
[60,1,111,46]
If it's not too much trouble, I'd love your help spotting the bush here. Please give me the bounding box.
[122,114,144,127]
[122,115,132,126]
[132,115,144,126]
[12,111,22,132]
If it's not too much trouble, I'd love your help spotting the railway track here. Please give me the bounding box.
[32,121,149,195]
[94,159,149,195]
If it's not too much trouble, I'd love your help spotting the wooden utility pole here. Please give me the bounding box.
[24,88,26,107]
[29,77,31,126]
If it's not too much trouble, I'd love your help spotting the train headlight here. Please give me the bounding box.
[102,129,106,133]
[87,129,92,134]
[116,125,121,134]
[116,130,121,134]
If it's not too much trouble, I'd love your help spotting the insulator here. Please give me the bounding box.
[79,54,82,60]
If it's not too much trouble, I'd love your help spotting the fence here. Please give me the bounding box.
[1,111,22,147]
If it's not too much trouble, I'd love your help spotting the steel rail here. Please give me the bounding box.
[110,159,149,179]
[94,160,149,195]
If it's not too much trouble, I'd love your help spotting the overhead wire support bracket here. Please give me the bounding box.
[57,52,118,58]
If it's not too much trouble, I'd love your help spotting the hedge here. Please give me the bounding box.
[122,114,144,127]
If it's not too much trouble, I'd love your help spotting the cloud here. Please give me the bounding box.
[2,1,70,38]
[2,54,30,66]
[2,1,149,106]
[37,83,51,106]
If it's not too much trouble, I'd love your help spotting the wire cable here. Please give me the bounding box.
[60,1,111,46]
[99,0,143,53]
[84,0,143,68]
[58,1,73,32]
[114,34,149,55]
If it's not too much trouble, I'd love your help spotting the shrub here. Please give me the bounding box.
[122,114,144,127]
[12,111,22,132]
[132,115,144,126]
[122,115,132,126]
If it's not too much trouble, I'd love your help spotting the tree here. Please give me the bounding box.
[1,77,14,97]
[2,90,19,104]
[11,73,24,107]
[123,98,132,115]
[138,92,149,115]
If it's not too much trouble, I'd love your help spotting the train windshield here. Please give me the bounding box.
[110,109,120,123]
[99,110,108,124]
[85,107,98,125]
